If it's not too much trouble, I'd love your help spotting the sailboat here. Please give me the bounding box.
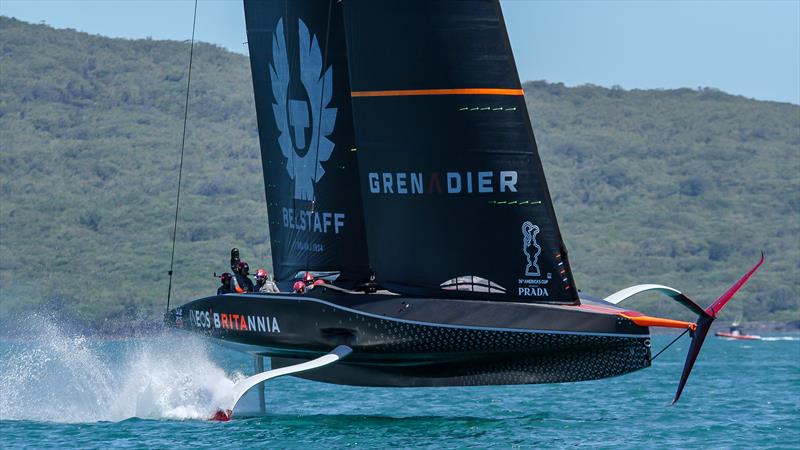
[166,0,763,419]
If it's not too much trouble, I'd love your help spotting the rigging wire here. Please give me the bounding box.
[286,0,297,266]
[304,0,335,277]
[166,0,199,314]
[310,0,334,215]
[650,328,690,362]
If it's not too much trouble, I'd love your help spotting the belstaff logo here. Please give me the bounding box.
[522,221,541,276]
[271,18,336,201]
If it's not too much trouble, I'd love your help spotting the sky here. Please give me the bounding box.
[2,0,799,104]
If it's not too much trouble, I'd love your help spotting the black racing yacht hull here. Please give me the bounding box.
[167,287,652,387]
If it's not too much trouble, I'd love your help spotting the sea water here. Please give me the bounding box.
[0,317,797,449]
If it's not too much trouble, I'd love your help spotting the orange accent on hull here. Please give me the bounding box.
[577,304,626,315]
[620,313,697,331]
[351,88,524,97]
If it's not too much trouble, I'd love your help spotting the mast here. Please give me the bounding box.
[244,0,371,284]
[342,0,579,303]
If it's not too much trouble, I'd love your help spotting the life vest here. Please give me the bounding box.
[232,274,245,293]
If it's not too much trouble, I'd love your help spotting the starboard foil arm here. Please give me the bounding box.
[603,285,705,331]
[604,284,706,316]
[607,254,765,404]
[213,345,353,421]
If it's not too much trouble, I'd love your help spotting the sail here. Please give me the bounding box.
[342,0,578,303]
[244,0,371,283]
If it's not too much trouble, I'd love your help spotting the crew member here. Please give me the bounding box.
[230,248,240,273]
[302,271,326,291]
[217,272,233,295]
[294,271,326,293]
[255,268,280,293]
[232,261,254,293]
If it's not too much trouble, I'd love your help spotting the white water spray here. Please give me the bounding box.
[0,316,241,422]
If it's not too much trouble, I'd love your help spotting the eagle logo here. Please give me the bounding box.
[271,18,336,201]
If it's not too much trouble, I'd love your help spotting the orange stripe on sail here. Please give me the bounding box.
[351,88,524,98]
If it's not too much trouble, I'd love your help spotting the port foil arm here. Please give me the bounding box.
[212,345,353,420]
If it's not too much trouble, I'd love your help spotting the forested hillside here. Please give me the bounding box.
[1,17,798,328]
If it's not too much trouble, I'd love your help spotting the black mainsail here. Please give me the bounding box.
[244,0,371,284]
[342,0,578,303]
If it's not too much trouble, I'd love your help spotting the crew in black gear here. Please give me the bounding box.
[234,261,255,293]
[230,248,241,273]
[217,272,233,295]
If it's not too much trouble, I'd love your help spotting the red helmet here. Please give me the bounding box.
[255,268,268,281]
[303,272,314,283]
[237,261,250,276]
[292,280,306,293]
[312,279,326,287]
[220,272,232,284]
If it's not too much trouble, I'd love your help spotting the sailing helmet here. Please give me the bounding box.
[230,248,240,271]
[303,272,314,283]
[255,268,268,282]
[312,279,326,287]
[237,261,250,276]
[220,272,232,284]
[292,280,306,293]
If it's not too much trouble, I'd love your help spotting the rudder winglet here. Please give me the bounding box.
[671,253,765,404]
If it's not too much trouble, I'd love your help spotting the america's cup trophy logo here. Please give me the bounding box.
[522,221,541,277]
[271,18,336,201]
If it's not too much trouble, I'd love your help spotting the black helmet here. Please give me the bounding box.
[220,272,232,284]
[230,248,240,271]
[237,261,250,276]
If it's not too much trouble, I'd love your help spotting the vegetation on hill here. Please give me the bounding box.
[1,17,798,328]
[527,82,799,322]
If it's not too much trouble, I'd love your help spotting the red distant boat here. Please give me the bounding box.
[716,323,761,340]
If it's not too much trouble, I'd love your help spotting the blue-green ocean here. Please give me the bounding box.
[1,320,798,449]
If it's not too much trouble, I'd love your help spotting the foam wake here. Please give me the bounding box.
[0,316,240,422]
